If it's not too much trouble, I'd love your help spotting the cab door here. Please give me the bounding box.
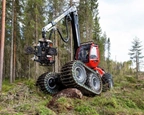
[86,44,100,68]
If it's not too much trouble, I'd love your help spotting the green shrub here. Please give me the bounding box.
[126,76,137,83]
[24,79,35,89]
[2,80,15,92]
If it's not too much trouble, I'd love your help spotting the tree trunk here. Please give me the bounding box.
[0,0,6,91]
[136,52,139,79]
[13,1,17,82]
[10,0,15,83]
[54,32,59,72]
[35,4,39,79]
[70,0,73,61]
[54,6,59,72]
[29,55,31,78]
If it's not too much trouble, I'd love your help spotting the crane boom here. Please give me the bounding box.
[42,6,77,33]
[41,6,81,58]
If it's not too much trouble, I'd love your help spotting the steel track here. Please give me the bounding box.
[60,60,102,96]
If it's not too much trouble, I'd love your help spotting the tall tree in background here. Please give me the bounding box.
[11,0,24,81]
[129,37,144,78]
[23,0,46,78]
[13,0,17,82]
[96,32,107,68]
[51,0,60,72]
[10,0,15,83]
[78,0,107,68]
[92,0,101,40]
[91,1,106,68]
[78,0,93,41]
[69,0,73,61]
[3,1,13,80]
[107,38,111,72]
[0,0,6,91]
[1,0,110,83]
[1,0,24,82]
[48,0,67,72]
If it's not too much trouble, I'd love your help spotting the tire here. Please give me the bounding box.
[73,63,87,84]
[87,73,102,94]
[36,72,61,94]
[102,73,114,92]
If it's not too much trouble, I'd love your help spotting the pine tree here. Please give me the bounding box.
[91,1,107,68]
[47,0,67,72]
[0,0,6,91]
[10,0,14,83]
[129,37,144,78]
[107,38,111,72]
[23,0,46,78]
[78,0,93,42]
[96,32,107,68]
[1,0,24,82]
[69,0,73,61]
[12,0,24,80]
[3,1,12,80]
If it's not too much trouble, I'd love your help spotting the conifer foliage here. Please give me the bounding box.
[1,0,109,82]
[129,37,144,78]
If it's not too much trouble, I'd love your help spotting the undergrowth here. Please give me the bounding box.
[0,75,144,115]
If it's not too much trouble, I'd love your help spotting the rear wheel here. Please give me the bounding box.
[73,63,87,84]
[87,73,102,94]
[102,73,114,92]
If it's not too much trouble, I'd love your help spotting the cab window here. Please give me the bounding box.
[90,46,97,59]
[77,45,90,63]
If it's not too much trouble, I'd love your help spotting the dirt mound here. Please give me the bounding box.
[54,88,83,99]
[47,88,83,113]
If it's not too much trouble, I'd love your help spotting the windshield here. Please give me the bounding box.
[90,46,97,59]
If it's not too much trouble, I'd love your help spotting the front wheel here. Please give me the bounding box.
[87,73,102,94]
[36,72,62,94]
[102,73,114,92]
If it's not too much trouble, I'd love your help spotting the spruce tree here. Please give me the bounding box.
[107,38,111,72]
[91,1,106,68]
[129,37,144,78]
[2,0,23,81]
[97,32,107,68]
[23,0,46,78]
[78,0,93,42]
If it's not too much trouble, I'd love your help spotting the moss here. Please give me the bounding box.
[36,105,56,115]
[132,98,144,110]
[74,104,98,115]
[2,80,15,92]
[1,75,144,114]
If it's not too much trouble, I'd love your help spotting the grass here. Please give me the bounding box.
[0,75,144,115]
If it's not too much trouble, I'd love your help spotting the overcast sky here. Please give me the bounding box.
[98,0,144,65]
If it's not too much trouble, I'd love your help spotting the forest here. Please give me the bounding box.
[0,0,144,114]
[0,0,140,83]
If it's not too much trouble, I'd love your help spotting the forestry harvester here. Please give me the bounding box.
[25,6,113,96]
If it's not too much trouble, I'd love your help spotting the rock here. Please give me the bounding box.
[54,88,83,99]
